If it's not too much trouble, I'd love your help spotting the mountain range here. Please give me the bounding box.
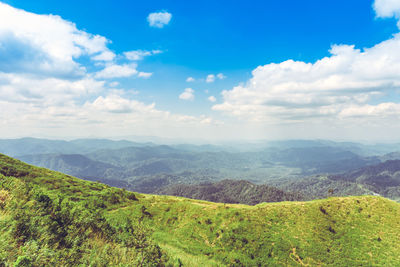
[3,138,400,203]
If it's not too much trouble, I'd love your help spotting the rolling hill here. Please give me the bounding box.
[157,179,304,205]
[272,160,400,201]
[330,160,400,200]
[1,154,400,266]
[17,153,122,180]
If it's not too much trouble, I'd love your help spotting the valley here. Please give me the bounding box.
[4,138,400,204]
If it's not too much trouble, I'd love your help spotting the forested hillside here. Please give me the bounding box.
[157,179,304,205]
[272,160,400,201]
[0,154,167,266]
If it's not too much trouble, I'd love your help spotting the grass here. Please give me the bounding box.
[1,153,400,266]
[119,194,400,266]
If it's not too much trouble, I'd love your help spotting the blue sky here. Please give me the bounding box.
[1,0,400,141]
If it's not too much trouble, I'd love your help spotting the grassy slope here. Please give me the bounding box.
[1,154,400,266]
[0,154,168,266]
[114,194,400,266]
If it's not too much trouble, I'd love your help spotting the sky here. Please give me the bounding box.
[1,0,400,142]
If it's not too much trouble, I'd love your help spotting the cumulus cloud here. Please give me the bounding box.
[95,64,138,79]
[208,96,216,102]
[124,49,162,61]
[213,37,400,123]
[147,11,172,28]
[374,0,400,16]
[0,2,225,140]
[0,2,115,77]
[86,94,156,113]
[0,73,104,106]
[374,0,400,28]
[206,73,225,83]
[0,92,224,140]
[179,88,195,101]
[339,102,400,118]
[92,51,116,61]
[186,77,195,82]
[206,74,215,83]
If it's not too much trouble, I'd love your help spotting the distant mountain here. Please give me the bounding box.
[273,160,400,201]
[380,151,400,161]
[85,145,253,173]
[0,138,80,156]
[0,137,146,156]
[330,160,400,200]
[157,179,304,205]
[126,172,213,193]
[3,138,399,197]
[266,140,400,156]
[17,153,123,180]
[86,145,187,166]
[69,138,153,149]
[261,146,380,174]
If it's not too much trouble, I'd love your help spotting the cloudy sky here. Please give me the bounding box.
[1,0,400,142]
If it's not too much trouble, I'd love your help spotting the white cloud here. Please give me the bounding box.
[124,49,162,61]
[374,0,400,17]
[92,51,116,61]
[206,74,215,83]
[0,73,104,105]
[0,93,225,140]
[0,2,115,77]
[213,35,400,123]
[208,96,216,102]
[138,72,153,79]
[0,2,229,141]
[147,11,172,28]
[186,77,195,82]
[179,88,195,101]
[206,73,225,83]
[374,0,400,27]
[95,64,138,79]
[87,94,156,113]
[339,102,400,118]
[217,73,226,80]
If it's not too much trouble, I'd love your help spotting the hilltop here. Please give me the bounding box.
[1,154,400,266]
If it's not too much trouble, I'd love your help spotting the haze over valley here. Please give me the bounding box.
[2,137,400,204]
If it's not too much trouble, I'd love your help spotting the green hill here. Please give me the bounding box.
[1,153,400,266]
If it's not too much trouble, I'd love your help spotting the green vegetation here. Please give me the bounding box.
[157,179,304,205]
[0,154,168,266]
[1,153,400,266]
